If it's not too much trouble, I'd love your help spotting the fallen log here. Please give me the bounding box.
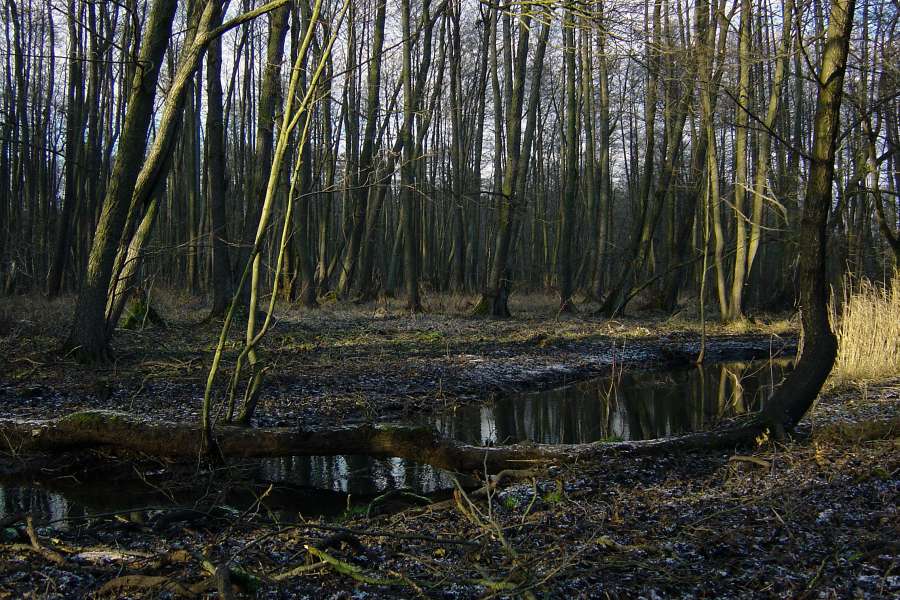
[0,410,765,472]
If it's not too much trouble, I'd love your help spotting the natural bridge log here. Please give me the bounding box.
[0,410,765,472]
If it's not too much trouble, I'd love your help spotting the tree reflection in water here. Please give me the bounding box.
[433,359,793,444]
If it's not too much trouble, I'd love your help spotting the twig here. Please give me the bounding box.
[271,560,328,582]
[25,515,66,565]
[306,545,400,586]
[728,454,772,469]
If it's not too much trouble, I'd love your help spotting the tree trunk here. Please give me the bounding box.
[559,8,578,312]
[47,0,84,299]
[206,27,233,318]
[472,8,533,318]
[762,0,854,434]
[63,0,179,362]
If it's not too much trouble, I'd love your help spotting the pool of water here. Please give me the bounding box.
[0,358,791,527]
[429,358,793,445]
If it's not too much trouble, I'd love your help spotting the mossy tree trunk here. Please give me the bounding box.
[63,0,179,362]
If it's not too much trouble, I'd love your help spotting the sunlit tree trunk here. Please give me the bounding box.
[63,0,178,362]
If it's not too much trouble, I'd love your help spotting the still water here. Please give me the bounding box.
[1,359,791,525]
[433,358,793,445]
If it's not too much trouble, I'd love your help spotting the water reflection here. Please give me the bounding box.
[1,359,790,525]
[0,457,464,529]
[256,454,460,496]
[430,359,792,444]
[0,486,73,530]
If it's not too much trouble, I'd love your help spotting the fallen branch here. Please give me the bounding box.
[306,545,401,586]
[272,560,327,582]
[366,488,432,517]
[194,552,261,593]
[25,515,66,565]
[0,410,767,473]
[729,455,772,469]
[96,575,195,598]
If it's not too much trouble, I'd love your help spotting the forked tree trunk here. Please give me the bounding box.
[62,0,178,362]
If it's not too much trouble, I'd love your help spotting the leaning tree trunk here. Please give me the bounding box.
[62,0,178,362]
[762,0,855,434]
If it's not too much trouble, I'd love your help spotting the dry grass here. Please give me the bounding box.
[830,274,900,384]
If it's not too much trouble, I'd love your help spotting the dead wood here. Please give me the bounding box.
[0,409,767,473]
[25,515,66,565]
[96,575,195,598]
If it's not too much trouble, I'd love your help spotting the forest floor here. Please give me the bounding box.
[0,291,798,425]
[0,292,897,598]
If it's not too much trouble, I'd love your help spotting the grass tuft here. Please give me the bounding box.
[830,274,900,384]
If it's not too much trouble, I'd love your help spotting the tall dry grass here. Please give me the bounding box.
[830,274,900,383]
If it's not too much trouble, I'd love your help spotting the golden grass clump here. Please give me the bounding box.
[830,274,900,383]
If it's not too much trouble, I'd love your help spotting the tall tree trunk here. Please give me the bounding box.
[63,0,178,362]
[338,0,386,299]
[592,4,612,301]
[472,7,533,317]
[47,0,84,298]
[400,0,422,312]
[206,18,232,318]
[598,0,663,317]
[559,7,578,312]
[238,4,289,302]
[763,0,854,434]
[727,0,753,321]
[746,0,794,282]
[448,3,466,292]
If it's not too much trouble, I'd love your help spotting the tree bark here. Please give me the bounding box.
[0,410,781,474]
[63,0,179,362]
[762,0,854,434]
[206,21,233,318]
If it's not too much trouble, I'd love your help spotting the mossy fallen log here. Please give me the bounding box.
[0,410,765,472]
